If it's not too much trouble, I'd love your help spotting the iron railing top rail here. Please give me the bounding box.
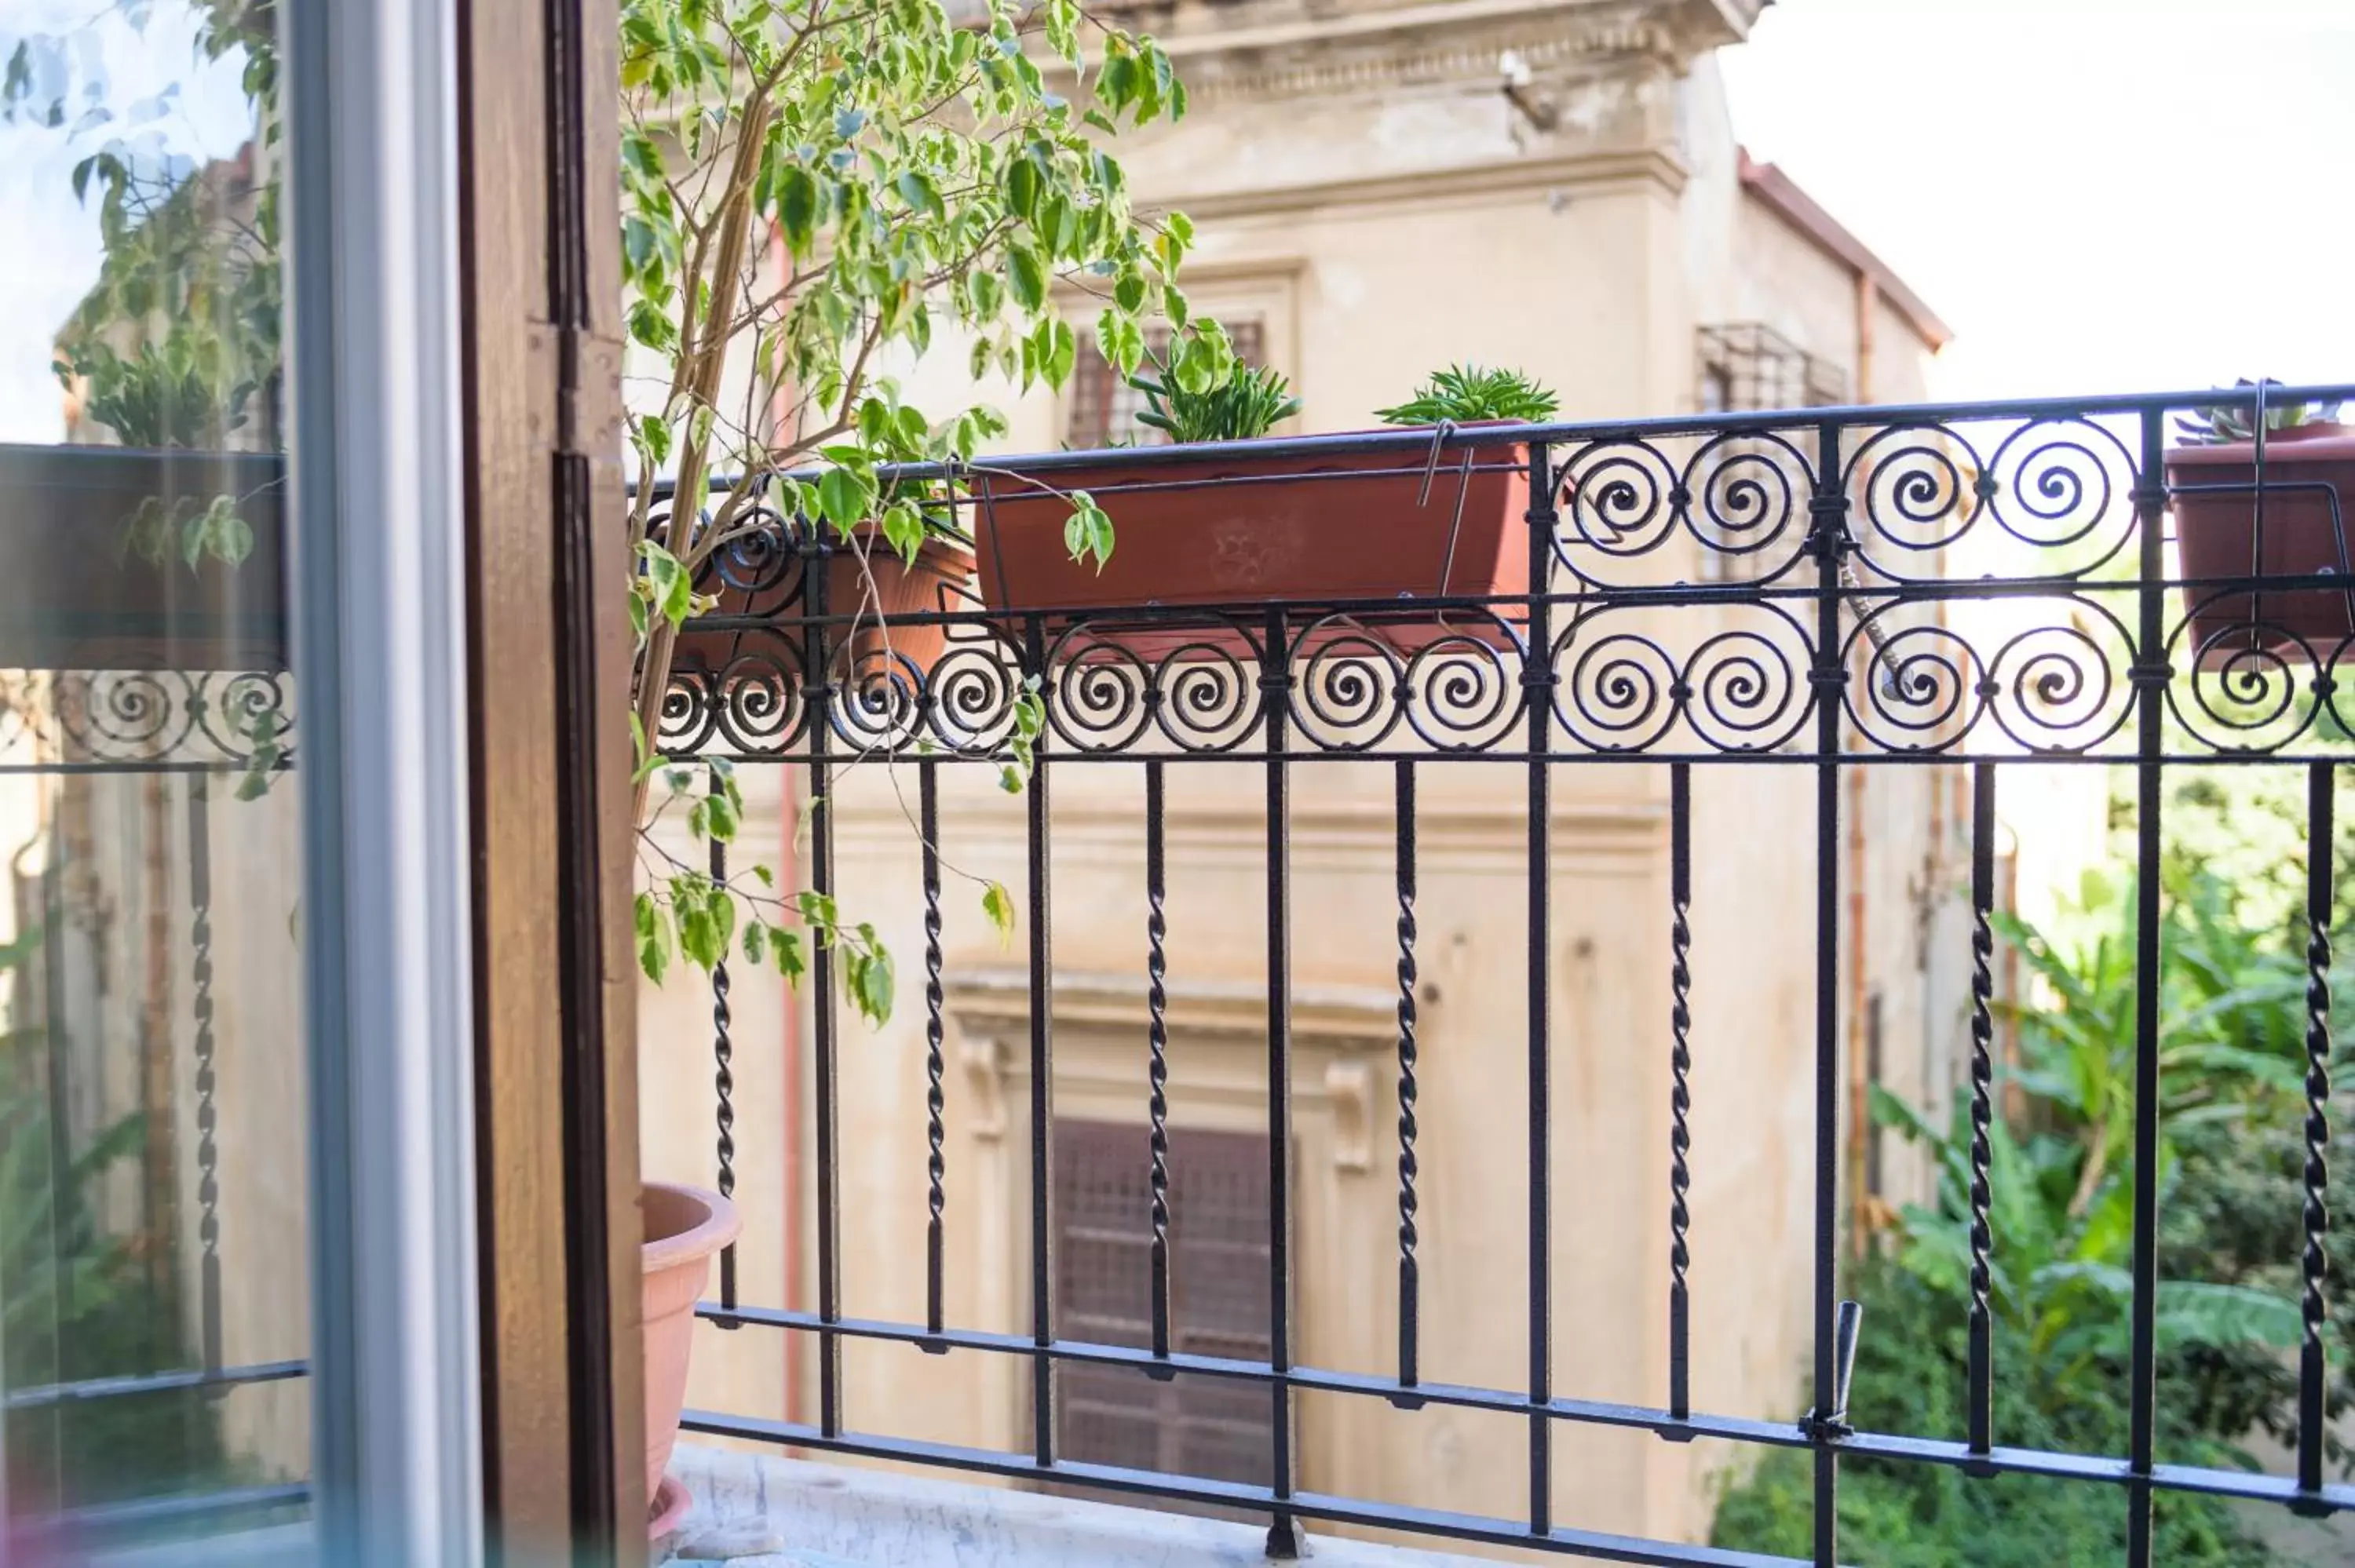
[642,380,2355,498]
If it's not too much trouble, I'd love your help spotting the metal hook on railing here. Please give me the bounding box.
[1415,418,1458,509]
[1801,1298,1865,1440]
[1838,546,1907,700]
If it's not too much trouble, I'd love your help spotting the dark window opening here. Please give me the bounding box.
[1050,1118,1276,1501]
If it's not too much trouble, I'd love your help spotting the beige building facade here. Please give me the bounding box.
[640,0,1984,1554]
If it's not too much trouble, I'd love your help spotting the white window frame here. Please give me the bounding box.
[284,0,482,1562]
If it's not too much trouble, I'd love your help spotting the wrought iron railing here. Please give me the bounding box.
[16,382,2355,1563]
[659,382,2355,1567]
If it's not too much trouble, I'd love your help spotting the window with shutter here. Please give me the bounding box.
[1051,1118,1276,1494]
[1064,320,1269,450]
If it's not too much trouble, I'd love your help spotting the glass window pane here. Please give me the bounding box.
[2,2,309,1557]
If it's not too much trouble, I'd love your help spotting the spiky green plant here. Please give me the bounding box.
[1375,364,1559,425]
[1130,360,1302,444]
[2173,380,2342,446]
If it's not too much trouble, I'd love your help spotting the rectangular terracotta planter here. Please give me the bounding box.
[970,432,1533,662]
[2165,425,2355,664]
[0,444,287,671]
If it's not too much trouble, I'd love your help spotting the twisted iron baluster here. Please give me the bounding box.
[1145,760,1172,1369]
[1968,762,1995,1455]
[1396,759,1420,1398]
[2300,761,2334,1494]
[922,761,947,1340]
[189,775,221,1377]
[1667,762,1690,1421]
[711,772,737,1318]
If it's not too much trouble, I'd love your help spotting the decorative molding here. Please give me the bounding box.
[1057,0,1761,105]
[1155,145,1688,223]
[946,965,1397,1057]
[1324,1059,1376,1174]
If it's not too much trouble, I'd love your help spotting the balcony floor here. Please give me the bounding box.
[661,1443,1494,1567]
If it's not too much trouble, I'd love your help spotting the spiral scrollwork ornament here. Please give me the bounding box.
[1683,431,1813,584]
[2166,605,2326,755]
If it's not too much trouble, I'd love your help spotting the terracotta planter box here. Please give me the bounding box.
[2165,425,2355,663]
[0,444,286,671]
[971,432,1533,662]
[676,529,977,680]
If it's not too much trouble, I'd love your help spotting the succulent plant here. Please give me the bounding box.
[1375,364,1560,425]
[2173,380,2343,445]
[1130,360,1304,444]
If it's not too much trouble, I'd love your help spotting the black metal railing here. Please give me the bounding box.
[17,383,2355,1563]
[0,671,309,1550]
[661,382,2355,1567]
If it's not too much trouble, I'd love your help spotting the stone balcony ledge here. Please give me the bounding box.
[660,1443,1488,1568]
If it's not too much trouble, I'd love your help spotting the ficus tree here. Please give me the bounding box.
[619,0,1230,1017]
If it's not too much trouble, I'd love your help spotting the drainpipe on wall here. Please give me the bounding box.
[767,215,809,1449]
[1846,270,1880,1254]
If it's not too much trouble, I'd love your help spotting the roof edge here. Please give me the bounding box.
[1736,148,1952,351]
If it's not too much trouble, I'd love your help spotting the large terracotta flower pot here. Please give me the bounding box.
[676,527,976,681]
[971,431,1532,662]
[2165,423,2355,664]
[642,1180,741,1536]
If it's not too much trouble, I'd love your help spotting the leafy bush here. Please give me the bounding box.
[1375,364,1558,425]
[2,926,238,1516]
[1709,1260,2281,1566]
[1712,862,2350,1563]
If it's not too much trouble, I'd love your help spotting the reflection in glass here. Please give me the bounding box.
[2,2,308,1557]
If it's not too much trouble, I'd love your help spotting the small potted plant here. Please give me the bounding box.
[2166,383,2355,662]
[972,359,1557,656]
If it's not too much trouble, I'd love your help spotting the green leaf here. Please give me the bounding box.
[777,165,819,255]
[1006,243,1047,312]
[775,928,807,982]
[850,944,896,1026]
[817,466,870,531]
[743,920,769,966]
[880,501,926,566]
[637,414,673,469]
[680,896,722,970]
[1004,151,1042,221]
[704,789,740,843]
[1061,493,1115,568]
[896,170,944,219]
[981,881,1016,943]
[636,892,674,984]
[644,540,694,630]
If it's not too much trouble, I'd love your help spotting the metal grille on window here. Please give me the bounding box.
[1693,323,1850,583]
[1052,1118,1275,1496]
[1065,320,1269,449]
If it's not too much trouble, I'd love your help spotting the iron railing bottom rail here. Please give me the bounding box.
[694,1303,2355,1519]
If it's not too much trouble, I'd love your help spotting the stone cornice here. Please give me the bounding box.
[1062,0,1764,104]
[1154,144,1687,221]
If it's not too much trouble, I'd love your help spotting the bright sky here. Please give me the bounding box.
[0,1,254,443]
[1718,0,2355,403]
[5,1,2353,442]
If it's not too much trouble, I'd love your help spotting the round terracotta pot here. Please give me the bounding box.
[642,1180,741,1533]
[674,529,977,680]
